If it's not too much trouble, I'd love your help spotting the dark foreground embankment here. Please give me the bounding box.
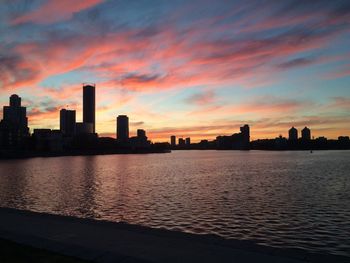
[0,208,348,263]
[0,238,89,263]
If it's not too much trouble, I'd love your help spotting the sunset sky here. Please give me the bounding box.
[0,0,349,142]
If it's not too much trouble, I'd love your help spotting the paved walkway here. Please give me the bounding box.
[0,208,346,262]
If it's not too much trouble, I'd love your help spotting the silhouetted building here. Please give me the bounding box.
[129,129,150,148]
[178,138,185,146]
[0,94,29,147]
[198,139,210,149]
[338,136,350,150]
[338,136,350,142]
[288,127,298,141]
[216,125,250,150]
[240,124,250,147]
[315,136,327,143]
[137,129,148,143]
[76,122,94,134]
[137,129,146,138]
[33,129,63,152]
[3,94,28,131]
[60,109,76,136]
[275,135,288,149]
[83,84,96,133]
[301,127,311,141]
[185,137,191,145]
[0,121,12,147]
[170,135,176,146]
[117,115,129,142]
[9,94,21,107]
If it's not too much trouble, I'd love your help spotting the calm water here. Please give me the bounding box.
[0,150,349,256]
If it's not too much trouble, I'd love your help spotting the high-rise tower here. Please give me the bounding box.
[60,109,76,136]
[288,127,298,141]
[83,83,96,133]
[3,94,28,131]
[1,94,29,146]
[117,115,129,142]
[240,124,250,144]
[170,135,176,146]
[302,127,311,141]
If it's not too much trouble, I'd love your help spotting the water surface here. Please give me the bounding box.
[0,150,349,256]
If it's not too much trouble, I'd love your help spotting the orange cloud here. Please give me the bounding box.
[188,96,309,118]
[5,14,347,94]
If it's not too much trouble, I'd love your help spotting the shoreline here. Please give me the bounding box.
[0,207,348,262]
[1,148,349,160]
[0,148,171,160]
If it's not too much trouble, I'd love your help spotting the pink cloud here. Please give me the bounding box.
[5,13,347,94]
[12,0,104,25]
[188,96,309,118]
[185,91,216,106]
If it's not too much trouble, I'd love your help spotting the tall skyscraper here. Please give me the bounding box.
[83,84,95,133]
[60,109,76,136]
[117,115,129,142]
[178,138,185,146]
[185,137,191,145]
[1,94,29,146]
[170,135,176,146]
[302,127,311,140]
[288,127,298,141]
[3,94,28,130]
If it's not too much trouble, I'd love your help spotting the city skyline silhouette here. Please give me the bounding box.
[1,87,349,155]
[4,88,344,143]
[1,89,343,142]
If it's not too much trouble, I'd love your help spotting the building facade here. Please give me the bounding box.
[60,109,76,136]
[170,135,176,146]
[117,115,129,142]
[0,94,29,147]
[178,138,185,146]
[288,127,298,141]
[301,127,311,140]
[240,124,250,147]
[137,129,146,138]
[83,84,96,133]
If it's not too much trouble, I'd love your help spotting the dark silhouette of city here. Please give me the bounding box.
[0,84,349,158]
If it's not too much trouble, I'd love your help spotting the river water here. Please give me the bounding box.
[0,150,349,256]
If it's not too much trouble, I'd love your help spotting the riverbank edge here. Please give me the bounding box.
[0,207,348,263]
[2,148,350,160]
[0,148,171,160]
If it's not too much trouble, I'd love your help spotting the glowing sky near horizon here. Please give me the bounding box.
[0,0,349,142]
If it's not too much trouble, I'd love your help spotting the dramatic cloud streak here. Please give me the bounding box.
[0,0,349,140]
[12,0,104,24]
